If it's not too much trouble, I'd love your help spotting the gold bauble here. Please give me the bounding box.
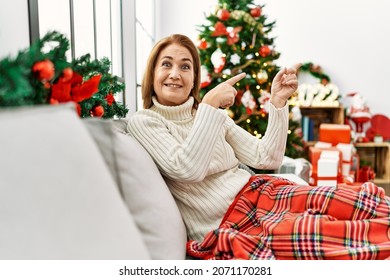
[256,70,268,84]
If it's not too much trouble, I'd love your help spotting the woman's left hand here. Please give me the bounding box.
[270,63,302,108]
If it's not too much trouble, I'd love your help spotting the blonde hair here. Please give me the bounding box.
[142,34,201,109]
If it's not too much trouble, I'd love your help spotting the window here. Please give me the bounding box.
[135,0,156,110]
[28,0,155,114]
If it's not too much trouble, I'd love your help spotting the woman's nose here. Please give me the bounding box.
[169,67,180,79]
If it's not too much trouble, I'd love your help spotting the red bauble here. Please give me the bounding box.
[32,59,55,81]
[250,6,262,18]
[92,105,104,117]
[259,45,271,57]
[217,9,230,21]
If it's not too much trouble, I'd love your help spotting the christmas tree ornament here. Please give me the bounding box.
[217,9,230,21]
[212,21,228,36]
[200,65,212,88]
[258,90,270,106]
[216,37,226,44]
[222,69,232,76]
[259,45,271,57]
[230,10,263,33]
[241,88,256,115]
[211,48,226,73]
[226,26,243,45]
[256,69,268,84]
[230,53,241,65]
[197,39,208,50]
[250,6,262,18]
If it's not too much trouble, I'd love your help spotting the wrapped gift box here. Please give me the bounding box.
[336,143,354,177]
[319,124,351,146]
[309,146,343,186]
[317,150,340,186]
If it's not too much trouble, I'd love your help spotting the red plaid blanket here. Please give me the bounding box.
[187,175,390,260]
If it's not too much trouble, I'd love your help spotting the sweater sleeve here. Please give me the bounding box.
[127,103,226,182]
[225,101,289,170]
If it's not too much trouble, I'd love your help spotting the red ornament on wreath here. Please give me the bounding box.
[259,45,271,57]
[32,59,55,81]
[250,6,262,18]
[91,105,105,117]
[217,9,230,21]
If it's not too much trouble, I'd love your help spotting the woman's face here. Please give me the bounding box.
[153,43,195,106]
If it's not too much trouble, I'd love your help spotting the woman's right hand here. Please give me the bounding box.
[201,73,246,108]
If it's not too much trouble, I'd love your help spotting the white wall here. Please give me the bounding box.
[0,0,30,58]
[156,0,390,117]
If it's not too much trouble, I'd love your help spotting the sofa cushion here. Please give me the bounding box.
[0,104,150,259]
[83,118,187,260]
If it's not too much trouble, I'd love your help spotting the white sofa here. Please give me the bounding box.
[0,103,307,260]
[0,103,187,260]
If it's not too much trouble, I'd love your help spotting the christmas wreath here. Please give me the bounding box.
[0,31,128,118]
[298,62,330,85]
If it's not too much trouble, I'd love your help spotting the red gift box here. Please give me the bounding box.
[319,124,351,146]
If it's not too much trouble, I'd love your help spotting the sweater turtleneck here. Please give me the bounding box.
[150,96,195,121]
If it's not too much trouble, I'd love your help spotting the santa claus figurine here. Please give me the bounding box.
[345,92,371,142]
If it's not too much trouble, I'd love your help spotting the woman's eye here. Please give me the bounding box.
[162,61,171,67]
[182,64,191,70]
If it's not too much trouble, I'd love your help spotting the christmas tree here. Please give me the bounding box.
[196,0,304,160]
[0,31,128,119]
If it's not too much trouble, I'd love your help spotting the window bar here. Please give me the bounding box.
[69,0,76,60]
[93,0,97,60]
[28,0,40,44]
[110,0,113,74]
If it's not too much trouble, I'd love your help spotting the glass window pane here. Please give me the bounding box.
[136,0,154,36]
[111,0,122,76]
[136,23,154,84]
[38,0,71,59]
[95,0,112,61]
[73,0,95,59]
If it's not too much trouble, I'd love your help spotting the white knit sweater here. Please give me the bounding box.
[127,96,289,241]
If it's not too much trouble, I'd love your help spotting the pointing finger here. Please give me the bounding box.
[274,67,287,81]
[293,63,302,71]
[225,72,246,86]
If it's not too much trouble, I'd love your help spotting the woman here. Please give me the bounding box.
[128,34,390,259]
